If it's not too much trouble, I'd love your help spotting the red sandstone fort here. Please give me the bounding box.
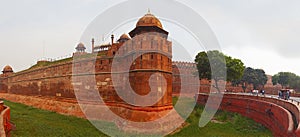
[0,11,280,99]
[0,11,296,136]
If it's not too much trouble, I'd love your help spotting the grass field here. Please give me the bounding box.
[4,98,272,137]
[5,100,105,137]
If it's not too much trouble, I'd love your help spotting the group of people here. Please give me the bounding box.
[249,89,292,100]
[251,89,265,96]
[278,90,290,100]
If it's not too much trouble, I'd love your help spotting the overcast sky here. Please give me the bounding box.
[1,0,300,75]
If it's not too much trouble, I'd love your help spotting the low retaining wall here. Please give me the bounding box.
[0,93,85,118]
[0,101,11,137]
[196,94,295,137]
[0,93,175,121]
[222,94,300,136]
[2,92,300,136]
[0,93,184,135]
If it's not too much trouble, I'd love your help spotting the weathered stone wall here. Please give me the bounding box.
[7,61,75,97]
[2,60,280,100]
[0,77,7,93]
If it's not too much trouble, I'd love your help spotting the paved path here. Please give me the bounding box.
[215,91,300,106]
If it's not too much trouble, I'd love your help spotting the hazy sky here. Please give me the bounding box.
[1,0,300,75]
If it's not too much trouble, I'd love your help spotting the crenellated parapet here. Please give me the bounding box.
[172,61,196,68]
[172,60,195,68]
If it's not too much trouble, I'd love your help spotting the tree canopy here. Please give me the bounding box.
[195,50,245,92]
[272,72,300,89]
[240,67,268,91]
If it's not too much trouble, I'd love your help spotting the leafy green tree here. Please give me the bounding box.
[237,67,268,92]
[290,76,300,91]
[195,50,245,92]
[272,74,279,86]
[240,67,255,92]
[272,72,299,89]
[226,56,246,82]
[253,69,268,89]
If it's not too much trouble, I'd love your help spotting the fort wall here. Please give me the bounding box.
[0,60,280,100]
[4,55,172,102]
[0,31,176,124]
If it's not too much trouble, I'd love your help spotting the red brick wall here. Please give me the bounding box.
[1,60,281,100]
[196,94,295,137]
[0,77,7,93]
[7,61,74,97]
[226,94,300,136]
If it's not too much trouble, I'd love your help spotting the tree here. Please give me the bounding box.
[195,50,245,92]
[290,76,300,91]
[272,72,299,89]
[240,67,255,92]
[272,74,279,86]
[239,67,268,92]
[253,69,268,89]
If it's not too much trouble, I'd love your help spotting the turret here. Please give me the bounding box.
[2,65,13,76]
[129,11,168,38]
[73,43,87,56]
[126,11,173,107]
[117,34,131,43]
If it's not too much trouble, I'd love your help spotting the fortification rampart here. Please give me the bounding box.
[0,30,176,126]
[1,60,280,100]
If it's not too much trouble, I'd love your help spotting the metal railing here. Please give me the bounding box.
[37,54,73,62]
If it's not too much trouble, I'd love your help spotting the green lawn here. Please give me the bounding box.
[5,100,107,137]
[4,98,272,137]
